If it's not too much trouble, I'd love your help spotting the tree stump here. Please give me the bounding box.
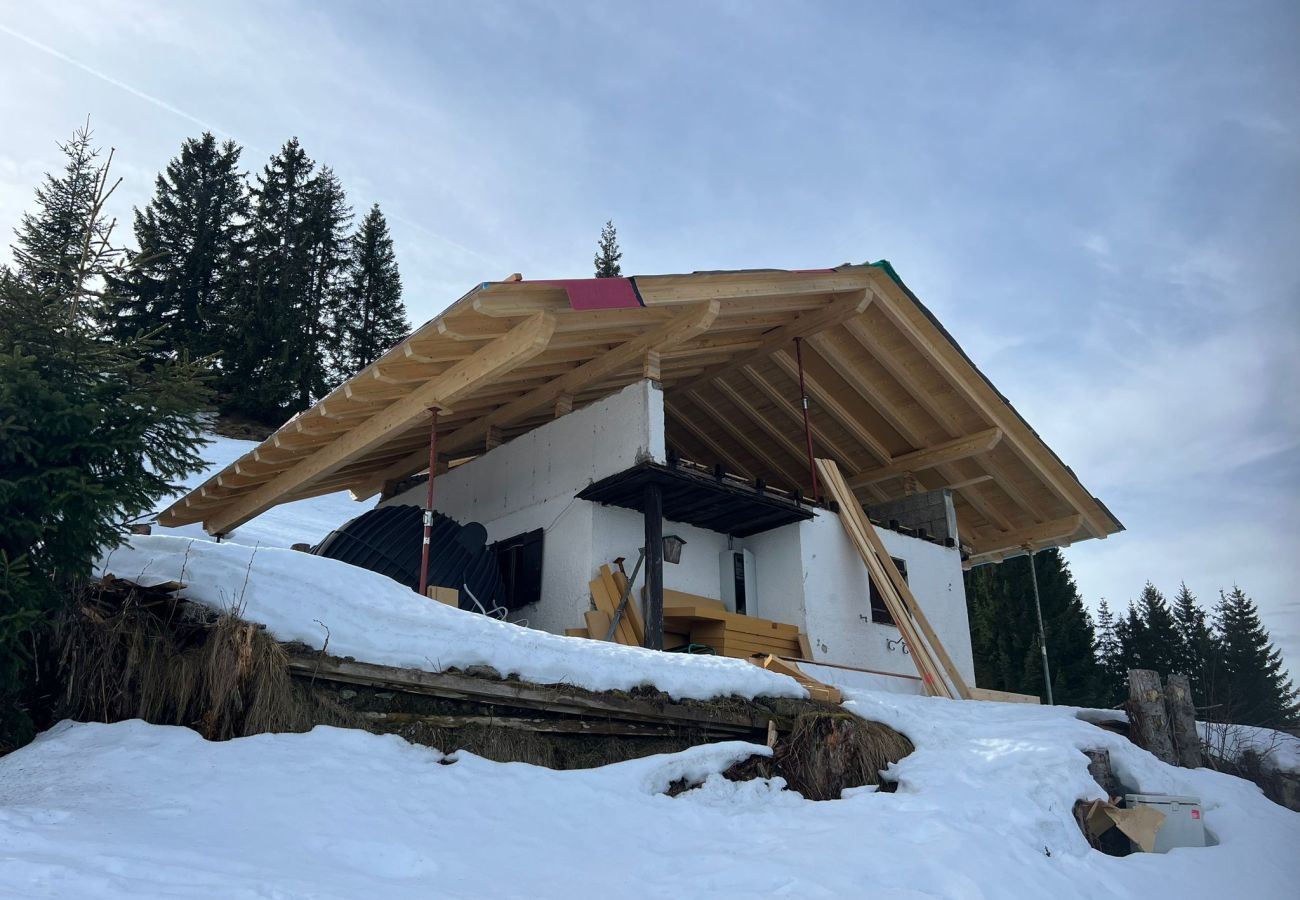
[1127,669,1177,765]
[1164,672,1204,768]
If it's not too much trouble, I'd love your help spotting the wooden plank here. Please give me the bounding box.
[678,290,872,392]
[964,515,1084,561]
[194,312,557,534]
[847,428,1004,488]
[583,609,612,642]
[600,565,644,646]
[815,458,953,698]
[686,617,801,640]
[437,300,720,457]
[968,686,1041,704]
[287,655,778,734]
[564,627,589,638]
[589,574,637,646]
[865,271,1115,539]
[610,569,646,647]
[663,589,726,610]
[796,633,813,660]
[829,457,971,699]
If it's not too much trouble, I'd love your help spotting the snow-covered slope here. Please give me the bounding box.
[3,692,1298,900]
[97,534,804,703]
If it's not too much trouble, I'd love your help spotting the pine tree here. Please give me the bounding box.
[964,549,1103,706]
[113,133,248,362]
[12,123,109,297]
[1,138,208,748]
[293,165,351,404]
[1172,582,1217,707]
[1129,582,1188,677]
[1210,587,1299,727]
[1094,598,1126,706]
[222,138,319,422]
[335,203,407,377]
[594,220,622,277]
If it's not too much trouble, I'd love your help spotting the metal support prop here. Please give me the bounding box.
[794,336,819,501]
[417,407,441,598]
[643,482,664,650]
[604,548,647,642]
[1027,547,1054,705]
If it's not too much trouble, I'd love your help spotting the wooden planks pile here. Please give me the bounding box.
[815,457,972,700]
[747,654,842,705]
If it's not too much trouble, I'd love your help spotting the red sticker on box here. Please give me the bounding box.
[1191,809,1201,819]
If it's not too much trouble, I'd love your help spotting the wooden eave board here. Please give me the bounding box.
[159,264,1121,553]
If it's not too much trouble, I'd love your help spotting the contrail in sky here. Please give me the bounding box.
[0,21,226,136]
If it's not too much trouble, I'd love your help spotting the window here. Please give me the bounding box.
[869,556,908,626]
[492,529,544,611]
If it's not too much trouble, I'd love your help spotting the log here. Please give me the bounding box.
[287,654,787,736]
[1164,672,1204,769]
[1126,669,1177,765]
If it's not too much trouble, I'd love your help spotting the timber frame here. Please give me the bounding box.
[160,262,1123,563]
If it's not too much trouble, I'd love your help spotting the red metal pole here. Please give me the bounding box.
[794,337,819,502]
[417,407,440,598]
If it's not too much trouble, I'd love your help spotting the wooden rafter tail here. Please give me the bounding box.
[815,457,962,699]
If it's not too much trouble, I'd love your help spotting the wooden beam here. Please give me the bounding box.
[437,301,719,457]
[663,402,756,479]
[739,366,864,474]
[682,391,806,489]
[771,350,892,464]
[554,393,573,417]
[642,349,661,381]
[866,274,1114,538]
[679,290,871,392]
[966,515,1083,560]
[709,377,819,481]
[847,428,1003,488]
[201,312,556,534]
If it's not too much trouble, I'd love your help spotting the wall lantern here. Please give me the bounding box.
[662,534,686,565]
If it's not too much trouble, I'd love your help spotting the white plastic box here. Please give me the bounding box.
[1124,794,1206,852]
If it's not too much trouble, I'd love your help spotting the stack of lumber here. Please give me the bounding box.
[661,590,812,661]
[564,564,650,645]
[815,457,972,700]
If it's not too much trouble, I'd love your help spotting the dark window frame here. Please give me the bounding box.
[869,556,908,626]
[491,528,544,612]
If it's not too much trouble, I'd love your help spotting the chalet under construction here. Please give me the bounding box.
[160,261,1122,694]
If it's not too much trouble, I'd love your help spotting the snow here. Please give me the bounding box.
[7,430,1294,897]
[1198,721,1300,774]
[152,432,366,549]
[97,534,805,703]
[3,694,1298,899]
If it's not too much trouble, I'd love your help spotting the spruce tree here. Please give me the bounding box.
[1172,582,1217,707]
[12,123,109,297]
[1129,582,1188,677]
[113,133,248,362]
[1,138,208,748]
[222,138,318,421]
[1210,587,1299,727]
[964,549,1103,706]
[335,203,407,377]
[594,220,622,277]
[1094,598,1126,706]
[294,166,351,404]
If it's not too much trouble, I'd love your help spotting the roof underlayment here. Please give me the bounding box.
[160,261,1123,566]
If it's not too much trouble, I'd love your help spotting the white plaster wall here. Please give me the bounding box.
[796,511,975,682]
[745,521,807,629]
[590,505,734,606]
[379,380,664,634]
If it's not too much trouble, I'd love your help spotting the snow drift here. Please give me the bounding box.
[97,535,804,703]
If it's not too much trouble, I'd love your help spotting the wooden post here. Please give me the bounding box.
[1127,669,1177,765]
[643,482,664,650]
[1164,672,1204,768]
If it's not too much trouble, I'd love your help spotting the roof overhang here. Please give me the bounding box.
[160,262,1123,564]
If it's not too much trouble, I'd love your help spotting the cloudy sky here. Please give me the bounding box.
[3,1,1297,674]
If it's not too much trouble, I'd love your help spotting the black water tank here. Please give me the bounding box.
[312,505,503,611]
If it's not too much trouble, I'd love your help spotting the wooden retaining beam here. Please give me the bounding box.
[286,653,794,737]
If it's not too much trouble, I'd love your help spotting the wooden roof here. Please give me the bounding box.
[160,262,1122,565]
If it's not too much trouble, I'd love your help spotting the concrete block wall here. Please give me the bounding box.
[866,488,959,545]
